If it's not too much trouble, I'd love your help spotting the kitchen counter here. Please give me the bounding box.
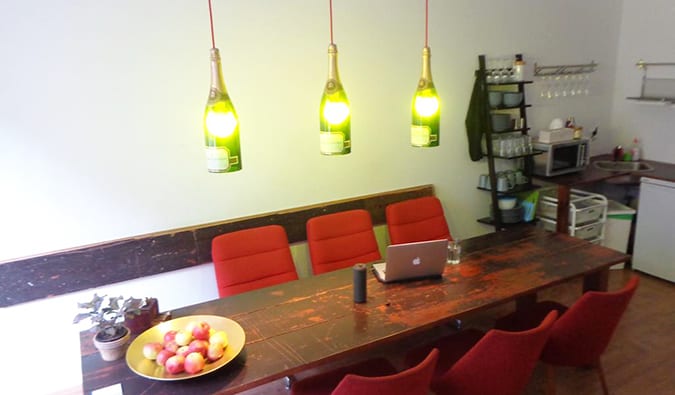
[532,154,675,232]
[536,154,675,186]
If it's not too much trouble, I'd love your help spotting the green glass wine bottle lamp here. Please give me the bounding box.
[319,43,351,155]
[411,0,440,147]
[204,48,241,173]
[202,0,241,173]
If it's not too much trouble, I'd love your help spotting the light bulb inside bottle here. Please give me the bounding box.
[414,95,439,117]
[323,100,350,125]
[205,103,238,138]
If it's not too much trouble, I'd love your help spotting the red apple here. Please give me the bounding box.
[142,342,163,360]
[184,352,206,374]
[188,339,209,358]
[164,340,179,353]
[192,321,211,340]
[156,349,175,366]
[176,345,191,358]
[165,354,185,374]
[175,329,193,346]
[163,330,178,344]
[207,342,224,362]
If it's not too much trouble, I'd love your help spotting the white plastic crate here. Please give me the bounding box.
[535,188,608,242]
[537,217,605,241]
[537,189,608,225]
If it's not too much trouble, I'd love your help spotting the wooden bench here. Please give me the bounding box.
[0,185,434,307]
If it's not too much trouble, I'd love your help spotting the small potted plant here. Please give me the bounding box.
[73,293,149,361]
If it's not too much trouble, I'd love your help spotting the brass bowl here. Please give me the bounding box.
[126,315,245,381]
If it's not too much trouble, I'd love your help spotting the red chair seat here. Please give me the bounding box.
[495,301,568,332]
[405,311,558,395]
[306,209,382,275]
[386,196,452,245]
[404,328,484,381]
[211,225,298,297]
[494,276,640,395]
[292,349,439,395]
[291,358,398,395]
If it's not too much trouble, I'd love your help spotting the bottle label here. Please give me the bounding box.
[205,147,230,172]
[320,131,345,154]
[411,125,431,146]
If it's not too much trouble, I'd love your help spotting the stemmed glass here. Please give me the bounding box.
[583,74,591,95]
[553,75,561,99]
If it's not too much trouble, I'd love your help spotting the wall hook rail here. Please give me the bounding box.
[534,61,598,76]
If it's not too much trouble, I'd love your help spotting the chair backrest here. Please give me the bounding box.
[436,311,558,395]
[332,348,439,395]
[211,225,299,297]
[541,275,640,366]
[306,209,382,275]
[386,196,452,245]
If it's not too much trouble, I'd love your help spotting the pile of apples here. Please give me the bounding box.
[142,320,229,375]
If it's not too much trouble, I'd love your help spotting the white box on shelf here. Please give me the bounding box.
[538,128,574,143]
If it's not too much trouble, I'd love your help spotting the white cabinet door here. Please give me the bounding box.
[633,178,675,282]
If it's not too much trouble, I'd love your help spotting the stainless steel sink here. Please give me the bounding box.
[593,160,654,172]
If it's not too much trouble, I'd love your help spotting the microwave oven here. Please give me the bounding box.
[532,138,590,177]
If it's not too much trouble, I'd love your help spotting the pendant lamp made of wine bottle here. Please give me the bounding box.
[203,0,241,173]
[411,0,440,147]
[319,0,351,155]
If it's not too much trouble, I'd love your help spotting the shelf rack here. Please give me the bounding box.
[626,60,675,105]
[534,61,598,77]
[476,54,539,231]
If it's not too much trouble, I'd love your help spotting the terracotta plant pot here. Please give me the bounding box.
[93,326,131,361]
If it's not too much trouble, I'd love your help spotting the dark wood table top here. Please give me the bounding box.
[80,226,629,394]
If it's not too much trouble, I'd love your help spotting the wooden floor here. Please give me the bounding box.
[242,269,675,395]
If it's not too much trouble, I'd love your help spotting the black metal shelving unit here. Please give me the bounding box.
[476,54,541,231]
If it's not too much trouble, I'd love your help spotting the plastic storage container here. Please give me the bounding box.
[535,188,608,244]
[602,200,636,269]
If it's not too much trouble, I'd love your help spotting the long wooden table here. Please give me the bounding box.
[80,226,629,394]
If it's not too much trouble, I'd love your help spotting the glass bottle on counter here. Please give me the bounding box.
[512,54,524,81]
[630,138,641,161]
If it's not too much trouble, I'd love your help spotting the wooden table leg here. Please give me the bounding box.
[556,185,571,234]
[583,269,610,292]
[516,293,538,310]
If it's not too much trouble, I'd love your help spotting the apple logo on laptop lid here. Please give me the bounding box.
[413,257,421,265]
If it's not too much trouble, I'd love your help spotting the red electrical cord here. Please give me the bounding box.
[329,0,334,44]
[425,0,429,47]
[208,0,216,48]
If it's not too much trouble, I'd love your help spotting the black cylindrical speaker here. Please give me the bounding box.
[353,263,367,303]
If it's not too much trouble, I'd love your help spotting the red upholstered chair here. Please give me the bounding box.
[386,196,452,245]
[405,311,558,395]
[306,209,382,275]
[291,348,439,395]
[494,275,639,395]
[211,225,298,297]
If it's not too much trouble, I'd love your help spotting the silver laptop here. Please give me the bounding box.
[372,239,448,283]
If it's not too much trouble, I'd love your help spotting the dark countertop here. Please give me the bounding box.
[534,154,675,187]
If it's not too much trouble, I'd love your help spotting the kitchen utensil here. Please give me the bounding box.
[503,92,523,107]
[488,91,503,108]
[478,174,490,189]
[491,114,511,132]
[497,175,511,192]
[498,196,517,210]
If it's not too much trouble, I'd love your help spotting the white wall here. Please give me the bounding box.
[0,1,625,394]
[609,0,675,162]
